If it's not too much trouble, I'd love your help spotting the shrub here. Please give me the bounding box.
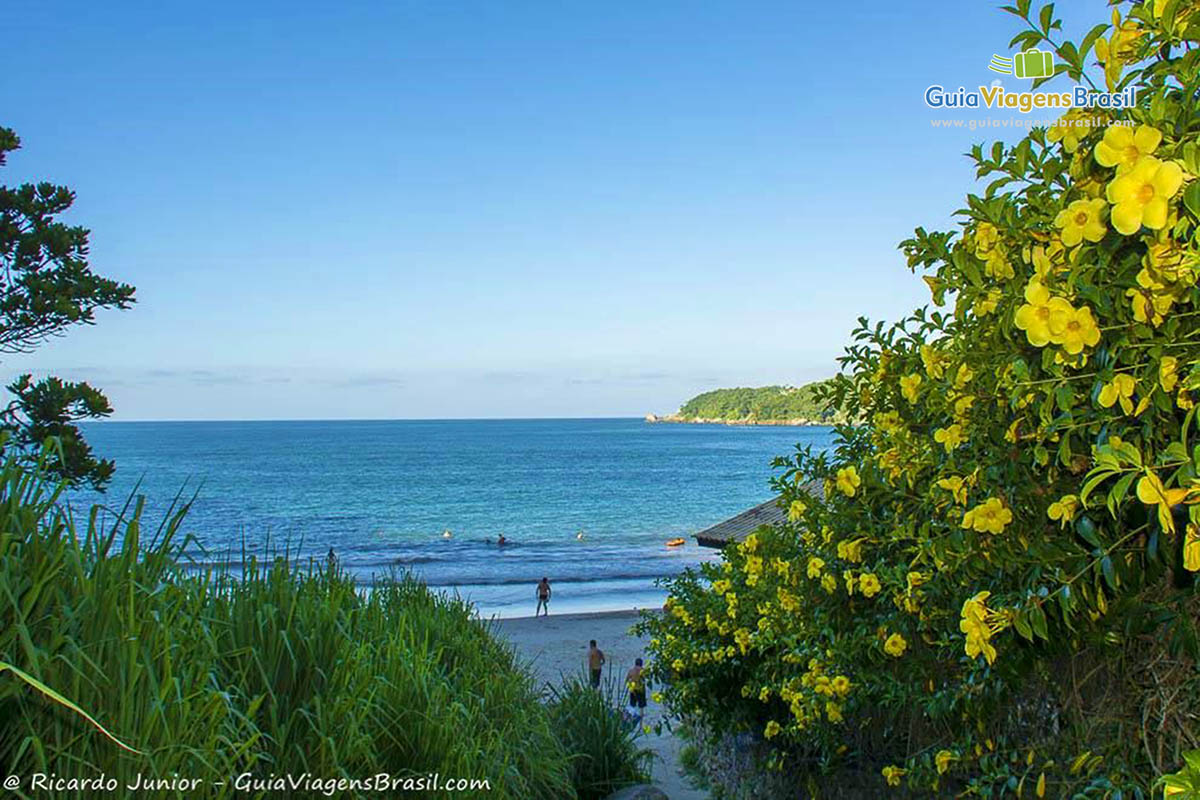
[642,1,1200,796]
[545,673,653,800]
[0,453,576,798]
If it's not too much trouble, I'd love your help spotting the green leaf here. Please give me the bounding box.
[1075,515,1101,549]
[1079,22,1110,61]
[0,661,141,754]
[1029,603,1049,640]
[1183,182,1200,220]
[1039,3,1055,34]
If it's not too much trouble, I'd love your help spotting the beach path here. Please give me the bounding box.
[492,610,707,800]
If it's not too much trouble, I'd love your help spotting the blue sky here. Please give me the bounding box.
[2,0,1101,419]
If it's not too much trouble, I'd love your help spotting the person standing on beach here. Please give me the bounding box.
[588,640,606,688]
[535,577,552,617]
[626,658,647,720]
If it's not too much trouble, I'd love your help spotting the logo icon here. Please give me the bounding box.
[988,48,1055,79]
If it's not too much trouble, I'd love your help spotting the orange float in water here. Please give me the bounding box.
[665,538,686,548]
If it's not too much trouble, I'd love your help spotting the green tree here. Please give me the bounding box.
[0,127,135,488]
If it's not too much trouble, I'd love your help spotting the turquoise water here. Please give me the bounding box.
[72,419,834,617]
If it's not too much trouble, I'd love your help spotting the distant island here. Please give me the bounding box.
[646,380,846,426]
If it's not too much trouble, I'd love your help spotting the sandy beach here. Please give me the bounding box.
[492,609,706,800]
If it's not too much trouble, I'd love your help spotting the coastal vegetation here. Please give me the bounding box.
[0,451,649,798]
[0,128,134,489]
[0,126,654,798]
[643,1,1200,796]
[656,381,843,424]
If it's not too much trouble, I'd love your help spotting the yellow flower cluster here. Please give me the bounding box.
[959,591,1007,664]
[934,424,966,453]
[1047,494,1079,527]
[920,345,950,379]
[972,222,1013,279]
[936,475,968,506]
[836,536,865,563]
[961,498,1013,534]
[1046,108,1103,153]
[1128,239,1198,326]
[1013,280,1101,354]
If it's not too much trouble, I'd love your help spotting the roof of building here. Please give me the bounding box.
[692,480,823,548]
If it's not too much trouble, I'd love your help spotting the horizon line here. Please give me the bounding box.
[84,415,660,424]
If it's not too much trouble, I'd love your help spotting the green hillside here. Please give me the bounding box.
[676,380,837,422]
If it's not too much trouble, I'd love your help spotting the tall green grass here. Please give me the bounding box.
[546,674,653,800]
[0,455,618,798]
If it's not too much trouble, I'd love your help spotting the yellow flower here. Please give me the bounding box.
[843,570,856,595]
[1184,525,1200,572]
[1054,198,1108,247]
[920,345,949,379]
[825,701,843,723]
[906,571,928,590]
[899,373,922,403]
[1135,471,1194,534]
[787,499,807,522]
[1014,281,1068,347]
[831,675,851,696]
[712,579,731,595]
[973,222,1000,258]
[1053,304,1101,355]
[835,466,861,497]
[806,556,825,579]
[764,720,781,739]
[821,573,837,594]
[961,498,1013,534]
[936,476,968,505]
[935,750,957,775]
[1093,124,1161,173]
[934,424,966,452]
[1046,110,1096,153]
[953,363,975,389]
[1160,356,1179,393]
[1047,494,1079,526]
[974,287,1002,317]
[652,691,663,703]
[836,537,865,563]
[858,572,882,598]
[884,632,907,657]
[1106,156,1184,235]
[959,591,1000,664]
[881,765,907,786]
[1098,373,1136,415]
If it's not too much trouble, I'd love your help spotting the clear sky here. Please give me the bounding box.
[2,0,1101,420]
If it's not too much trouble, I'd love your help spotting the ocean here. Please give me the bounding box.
[71,419,835,617]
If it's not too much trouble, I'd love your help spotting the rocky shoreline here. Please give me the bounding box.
[644,413,826,427]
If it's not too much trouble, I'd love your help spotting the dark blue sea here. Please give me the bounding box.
[72,419,835,617]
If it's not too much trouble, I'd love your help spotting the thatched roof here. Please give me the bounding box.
[693,480,823,548]
[694,498,786,548]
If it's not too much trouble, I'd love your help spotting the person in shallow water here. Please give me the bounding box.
[536,577,551,617]
[497,533,507,546]
[588,639,606,688]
